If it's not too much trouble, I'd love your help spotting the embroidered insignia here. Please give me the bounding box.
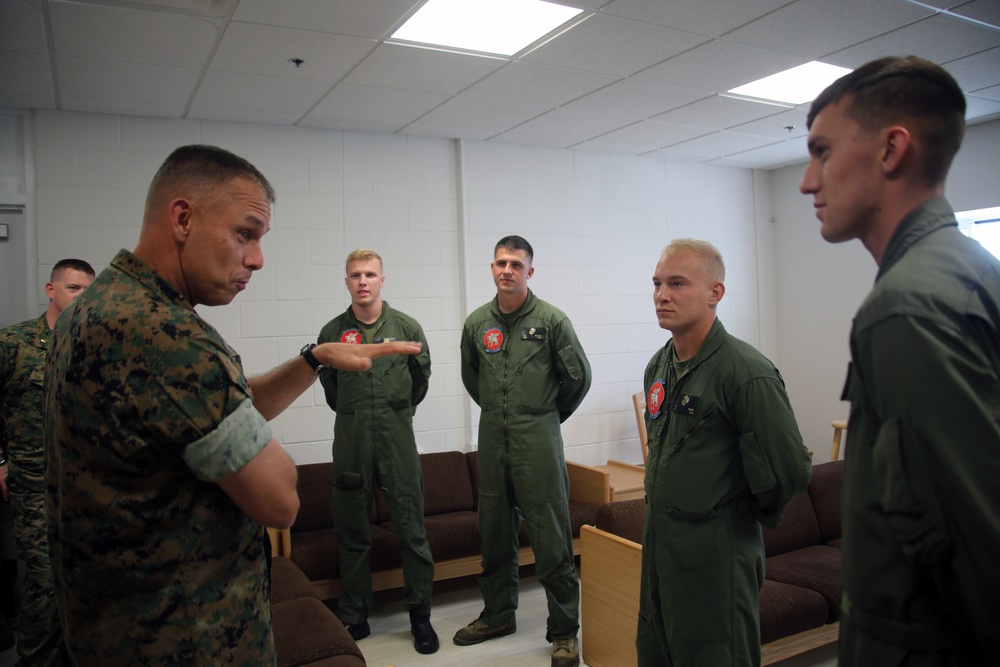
[647,379,665,420]
[340,329,362,344]
[483,327,504,353]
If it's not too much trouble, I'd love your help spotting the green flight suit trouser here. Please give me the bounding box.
[476,410,579,641]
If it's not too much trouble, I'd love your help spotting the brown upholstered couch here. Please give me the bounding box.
[271,555,366,667]
[580,459,844,667]
[270,450,610,600]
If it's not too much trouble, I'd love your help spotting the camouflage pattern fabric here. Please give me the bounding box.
[44,249,276,666]
[1,315,68,665]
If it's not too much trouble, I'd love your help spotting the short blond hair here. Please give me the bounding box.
[345,248,383,274]
[660,239,725,283]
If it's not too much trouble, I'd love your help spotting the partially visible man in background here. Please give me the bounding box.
[1,258,95,665]
[801,55,1000,664]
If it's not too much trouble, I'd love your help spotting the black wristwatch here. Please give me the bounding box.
[300,343,325,373]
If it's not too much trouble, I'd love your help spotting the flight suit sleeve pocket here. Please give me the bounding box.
[738,431,777,496]
[872,418,952,568]
[557,345,583,381]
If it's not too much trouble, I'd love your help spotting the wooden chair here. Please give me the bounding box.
[830,419,847,461]
[632,391,649,466]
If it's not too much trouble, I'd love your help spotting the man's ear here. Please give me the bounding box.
[709,281,725,306]
[881,126,912,176]
[168,198,193,243]
[45,281,55,301]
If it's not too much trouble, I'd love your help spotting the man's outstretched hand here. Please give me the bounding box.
[315,341,422,372]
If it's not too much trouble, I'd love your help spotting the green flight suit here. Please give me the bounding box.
[1,315,67,666]
[318,302,433,624]
[638,318,811,667]
[460,289,592,641]
[44,250,275,666]
[839,197,1000,666]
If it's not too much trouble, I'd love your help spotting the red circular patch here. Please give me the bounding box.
[482,327,504,353]
[340,329,362,344]
[647,380,666,420]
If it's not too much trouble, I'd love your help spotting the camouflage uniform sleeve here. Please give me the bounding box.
[142,334,271,482]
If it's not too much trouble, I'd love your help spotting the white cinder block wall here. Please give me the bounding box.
[30,109,771,467]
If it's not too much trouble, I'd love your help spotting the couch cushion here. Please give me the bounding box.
[294,463,335,533]
[765,545,842,623]
[290,528,340,582]
[758,579,829,644]
[422,451,476,516]
[762,490,822,557]
[272,556,321,605]
[272,597,365,667]
[384,510,481,562]
[592,498,646,544]
[808,460,844,546]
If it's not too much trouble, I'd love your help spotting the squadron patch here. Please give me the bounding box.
[340,329,362,344]
[647,379,666,420]
[482,327,504,354]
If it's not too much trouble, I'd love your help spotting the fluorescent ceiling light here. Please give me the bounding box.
[391,0,584,57]
[727,61,854,105]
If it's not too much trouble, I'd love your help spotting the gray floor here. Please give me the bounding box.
[1,572,839,666]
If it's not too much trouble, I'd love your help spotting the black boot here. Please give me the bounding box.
[409,608,439,654]
[343,620,370,641]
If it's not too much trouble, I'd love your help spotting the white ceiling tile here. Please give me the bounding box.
[413,96,547,134]
[943,47,1000,94]
[0,0,49,53]
[49,2,221,68]
[488,134,578,150]
[965,95,1000,121]
[565,79,709,118]
[601,0,794,38]
[232,0,420,39]
[825,14,1000,69]
[971,85,1000,103]
[653,95,789,130]
[187,107,304,125]
[522,14,710,77]
[0,52,54,96]
[950,0,1000,26]
[658,131,780,157]
[635,41,806,94]
[344,43,505,95]
[501,108,634,144]
[462,62,618,107]
[723,0,935,59]
[308,84,448,129]
[726,106,811,139]
[707,137,809,170]
[575,120,713,151]
[56,57,200,105]
[210,22,374,81]
[190,71,331,116]
[60,98,186,118]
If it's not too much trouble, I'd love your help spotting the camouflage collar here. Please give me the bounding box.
[111,249,193,311]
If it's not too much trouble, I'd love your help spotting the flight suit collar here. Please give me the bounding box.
[666,317,727,374]
[877,196,956,281]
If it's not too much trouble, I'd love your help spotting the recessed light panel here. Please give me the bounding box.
[391,0,584,57]
[727,61,854,105]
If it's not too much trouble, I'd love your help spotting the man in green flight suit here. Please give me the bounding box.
[318,249,438,654]
[801,56,1000,665]
[638,239,812,667]
[1,258,94,666]
[454,235,591,667]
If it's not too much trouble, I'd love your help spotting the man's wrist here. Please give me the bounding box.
[300,343,325,373]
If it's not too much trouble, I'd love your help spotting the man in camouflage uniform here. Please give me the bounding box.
[1,258,95,665]
[318,249,438,654]
[43,145,422,666]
